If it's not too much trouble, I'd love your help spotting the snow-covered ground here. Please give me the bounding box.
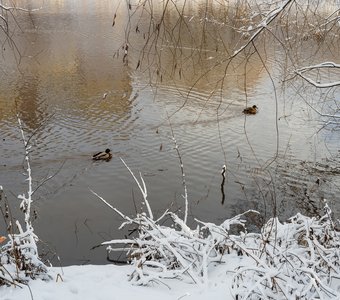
[1,255,248,300]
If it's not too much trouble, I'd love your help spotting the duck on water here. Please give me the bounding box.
[243,105,258,115]
[92,149,112,161]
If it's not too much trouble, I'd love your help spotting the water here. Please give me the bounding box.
[0,0,340,265]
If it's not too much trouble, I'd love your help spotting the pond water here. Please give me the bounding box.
[1,0,340,265]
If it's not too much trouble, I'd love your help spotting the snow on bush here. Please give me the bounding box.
[93,187,255,286]
[232,203,340,299]
[0,118,49,286]
[94,161,340,299]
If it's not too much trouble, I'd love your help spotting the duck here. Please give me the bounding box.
[243,105,258,114]
[92,148,112,161]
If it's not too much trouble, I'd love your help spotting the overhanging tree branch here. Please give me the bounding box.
[295,62,340,88]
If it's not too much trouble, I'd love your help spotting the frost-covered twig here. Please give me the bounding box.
[295,62,340,88]
[230,0,294,59]
[120,158,153,220]
[17,117,33,226]
[91,189,133,223]
[0,118,49,286]
[0,3,42,12]
[171,136,188,224]
[167,112,189,224]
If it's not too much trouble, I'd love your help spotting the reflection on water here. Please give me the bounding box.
[0,0,340,265]
[16,75,44,130]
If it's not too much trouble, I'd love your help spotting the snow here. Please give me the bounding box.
[0,255,249,300]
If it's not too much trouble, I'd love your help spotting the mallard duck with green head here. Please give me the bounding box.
[243,105,258,115]
[92,148,112,161]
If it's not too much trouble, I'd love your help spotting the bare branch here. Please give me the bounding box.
[295,62,340,88]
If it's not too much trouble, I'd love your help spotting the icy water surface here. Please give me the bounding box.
[0,0,340,264]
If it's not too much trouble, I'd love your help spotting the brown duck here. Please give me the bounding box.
[243,105,258,115]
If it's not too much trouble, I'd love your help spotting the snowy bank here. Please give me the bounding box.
[2,203,340,300]
[0,257,248,300]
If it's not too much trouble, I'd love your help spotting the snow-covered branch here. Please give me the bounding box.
[17,117,33,226]
[0,3,42,12]
[171,136,188,224]
[120,158,153,220]
[0,118,49,286]
[231,0,294,59]
[295,62,340,88]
